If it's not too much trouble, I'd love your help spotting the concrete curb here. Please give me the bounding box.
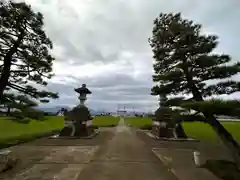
[146,131,199,142]
[152,149,179,178]
[49,129,100,139]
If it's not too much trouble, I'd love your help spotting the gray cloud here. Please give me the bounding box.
[15,0,240,112]
[45,72,158,111]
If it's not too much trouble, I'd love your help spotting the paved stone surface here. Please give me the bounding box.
[76,118,177,180]
[0,130,113,180]
[137,129,232,161]
[137,130,230,180]
[1,146,99,180]
[152,148,219,180]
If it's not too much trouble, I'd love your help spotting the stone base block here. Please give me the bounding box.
[59,126,73,136]
[0,150,18,172]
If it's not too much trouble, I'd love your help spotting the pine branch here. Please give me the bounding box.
[7,82,37,97]
[173,114,207,122]
[200,64,240,81]
[165,97,189,106]
[181,99,240,118]
[10,69,34,73]
[11,62,25,67]
[203,81,240,96]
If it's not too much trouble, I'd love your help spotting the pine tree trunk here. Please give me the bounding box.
[205,113,240,168]
[191,87,240,167]
[0,57,11,102]
[186,73,240,168]
[0,28,24,102]
[7,107,10,116]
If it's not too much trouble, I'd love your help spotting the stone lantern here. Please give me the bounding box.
[151,93,187,139]
[58,84,94,137]
[74,84,92,106]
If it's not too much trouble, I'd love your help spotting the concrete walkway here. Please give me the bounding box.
[1,117,221,180]
[77,117,177,180]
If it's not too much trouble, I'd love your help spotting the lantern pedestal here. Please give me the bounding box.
[151,107,188,139]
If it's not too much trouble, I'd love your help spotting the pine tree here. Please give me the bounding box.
[149,13,240,167]
[0,1,58,104]
[0,93,45,120]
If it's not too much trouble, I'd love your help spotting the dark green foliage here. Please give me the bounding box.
[0,93,45,120]
[0,1,58,105]
[0,93,36,115]
[21,108,45,120]
[149,12,240,118]
[173,113,206,123]
[149,12,240,100]
[164,96,194,107]
[182,99,240,118]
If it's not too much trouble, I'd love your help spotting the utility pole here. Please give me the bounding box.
[117,104,119,116]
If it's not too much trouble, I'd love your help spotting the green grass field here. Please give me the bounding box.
[0,116,64,145]
[124,117,152,128]
[125,117,240,142]
[183,121,240,142]
[1,115,240,146]
[0,116,120,147]
[93,116,120,126]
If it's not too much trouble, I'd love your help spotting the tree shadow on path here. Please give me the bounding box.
[202,159,240,180]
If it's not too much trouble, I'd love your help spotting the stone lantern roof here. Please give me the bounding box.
[74,84,92,94]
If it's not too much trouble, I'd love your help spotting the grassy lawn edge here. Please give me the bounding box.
[0,116,120,149]
[0,129,61,149]
[125,117,240,142]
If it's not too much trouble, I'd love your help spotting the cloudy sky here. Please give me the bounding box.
[15,0,240,112]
